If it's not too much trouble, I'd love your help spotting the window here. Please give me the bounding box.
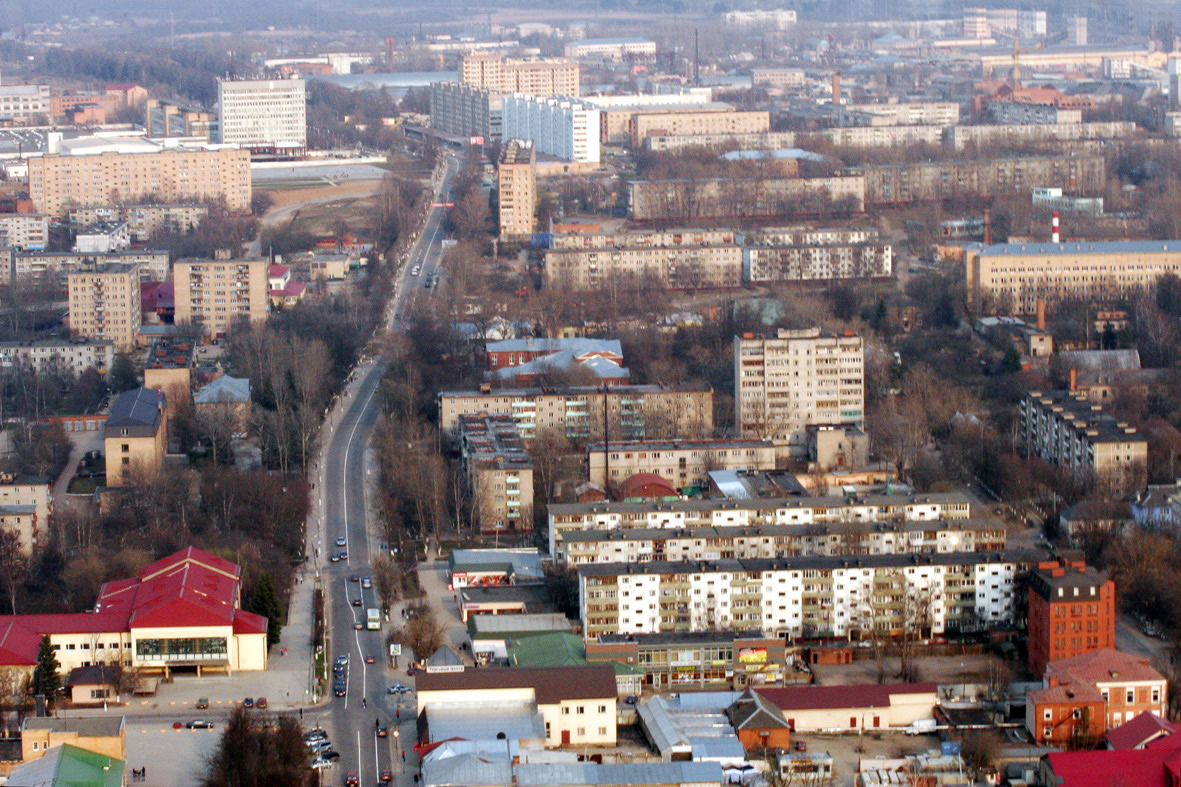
[577,728,585,737]
[598,705,607,713]
[1128,690,1135,704]
[31,741,37,751]
[577,705,585,714]
[66,644,75,650]
[598,727,607,736]
[1044,709,1052,720]
[1072,710,1081,719]
[1153,688,1161,704]
[562,707,570,715]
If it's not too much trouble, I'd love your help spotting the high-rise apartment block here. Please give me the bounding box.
[735,329,865,456]
[497,139,536,239]
[172,258,270,338]
[0,85,50,123]
[458,414,535,534]
[67,263,142,352]
[1019,391,1148,490]
[501,95,601,163]
[460,52,580,96]
[1027,559,1116,677]
[217,78,307,152]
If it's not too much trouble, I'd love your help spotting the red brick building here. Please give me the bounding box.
[1027,559,1115,677]
[1026,682,1106,746]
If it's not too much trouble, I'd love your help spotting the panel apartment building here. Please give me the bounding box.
[28,140,251,217]
[497,139,536,239]
[735,329,865,456]
[629,109,770,148]
[459,51,580,96]
[439,384,714,442]
[578,550,1043,640]
[68,204,209,242]
[744,240,892,283]
[66,264,142,352]
[1020,390,1148,490]
[0,339,114,377]
[586,438,777,489]
[544,228,743,291]
[172,258,270,338]
[458,414,535,534]
[966,240,1181,312]
[0,85,50,123]
[9,250,170,285]
[501,94,601,163]
[628,175,865,221]
[217,78,307,153]
[859,155,1105,207]
[0,214,49,251]
[547,491,973,558]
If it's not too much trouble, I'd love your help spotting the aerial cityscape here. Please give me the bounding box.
[0,0,1178,785]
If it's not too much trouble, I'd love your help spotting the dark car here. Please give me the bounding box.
[334,685,347,697]
[345,772,359,786]
[243,697,254,708]
[330,554,341,563]
[186,720,214,729]
[365,655,375,664]
[337,550,348,561]
[256,697,267,709]
[349,575,360,583]
[381,770,393,782]
[319,751,340,762]
[352,598,362,607]
[376,725,388,738]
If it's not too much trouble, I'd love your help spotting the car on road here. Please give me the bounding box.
[196,698,209,709]
[334,684,346,697]
[185,720,214,729]
[345,772,359,786]
[337,551,348,561]
[243,697,254,708]
[352,598,362,606]
[256,697,267,709]
[336,536,346,547]
[376,725,388,738]
[365,655,376,664]
[361,576,372,589]
[388,683,410,694]
[336,655,349,665]
[354,622,363,630]
[381,770,393,782]
[330,553,341,563]
[349,575,360,583]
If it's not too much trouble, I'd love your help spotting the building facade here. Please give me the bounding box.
[146,99,214,139]
[69,204,208,242]
[458,414,535,534]
[586,439,776,489]
[818,125,944,148]
[842,102,960,127]
[587,631,792,689]
[1027,559,1116,677]
[859,155,1105,207]
[216,78,307,152]
[751,69,805,87]
[1020,391,1148,489]
[459,52,579,96]
[501,95,601,163]
[735,329,865,455]
[629,110,769,148]
[744,243,892,283]
[563,38,656,60]
[544,242,742,291]
[628,175,865,221]
[0,214,49,251]
[642,130,798,153]
[945,121,1136,150]
[0,339,114,377]
[497,139,536,238]
[103,388,167,486]
[429,83,503,140]
[0,85,50,123]
[67,264,142,352]
[11,250,170,284]
[990,101,1082,125]
[172,258,269,338]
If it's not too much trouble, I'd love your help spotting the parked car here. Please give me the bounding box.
[196,698,209,709]
[311,758,333,770]
[305,728,328,741]
[318,751,340,762]
[388,683,410,695]
[255,697,267,709]
[185,720,214,729]
[795,741,807,752]
[345,772,359,786]
[310,739,333,752]
[376,725,388,738]
[243,698,254,708]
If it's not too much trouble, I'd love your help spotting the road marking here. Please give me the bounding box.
[357,729,364,786]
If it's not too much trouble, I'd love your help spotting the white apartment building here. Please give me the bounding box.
[586,438,776,489]
[819,125,944,148]
[579,551,1038,640]
[945,121,1136,151]
[217,77,307,150]
[751,68,805,88]
[548,492,973,558]
[0,339,114,377]
[501,95,601,163]
[0,85,50,123]
[10,250,170,285]
[744,243,893,283]
[0,214,49,251]
[735,329,865,455]
[843,102,960,127]
[562,518,1007,565]
[75,221,131,254]
[990,102,1082,125]
[563,38,656,60]
[724,9,797,28]
[68,204,209,242]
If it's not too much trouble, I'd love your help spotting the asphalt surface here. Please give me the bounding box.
[315,151,461,786]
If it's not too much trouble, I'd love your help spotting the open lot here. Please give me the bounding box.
[811,652,1006,688]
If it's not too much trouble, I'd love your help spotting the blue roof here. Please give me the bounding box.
[981,240,1181,256]
[194,375,251,404]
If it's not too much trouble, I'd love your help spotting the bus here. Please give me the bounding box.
[366,608,381,631]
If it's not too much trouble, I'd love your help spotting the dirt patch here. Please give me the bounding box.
[811,653,1005,687]
[260,179,385,211]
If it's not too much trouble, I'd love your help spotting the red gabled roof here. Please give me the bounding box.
[0,612,132,639]
[757,682,938,711]
[232,609,268,635]
[0,620,43,665]
[129,590,237,629]
[1045,732,1181,786]
[138,547,240,582]
[1106,712,1180,751]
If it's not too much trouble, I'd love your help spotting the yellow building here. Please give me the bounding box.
[460,51,580,96]
[629,109,770,148]
[173,258,269,339]
[586,438,776,488]
[458,414,535,534]
[498,139,536,239]
[0,473,51,554]
[28,146,251,217]
[103,388,167,487]
[21,717,126,764]
[142,340,194,407]
[66,263,142,352]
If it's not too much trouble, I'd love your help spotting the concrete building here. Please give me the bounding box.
[460,52,580,96]
[1030,187,1104,216]
[0,214,48,251]
[28,141,252,217]
[439,384,714,442]
[818,125,944,148]
[104,387,167,486]
[860,155,1105,207]
[561,518,1008,566]
[216,77,307,153]
[724,9,797,28]
[586,439,776,489]
[0,547,268,676]
[587,631,792,690]
[497,139,536,239]
[945,121,1136,151]
[486,337,627,385]
[1020,390,1148,489]
[751,68,805,88]
[628,175,865,221]
[146,99,214,139]
[172,258,269,338]
[501,95,601,163]
[67,263,142,352]
[74,221,130,254]
[1027,559,1116,678]
[579,551,1042,640]
[734,329,864,456]
[544,233,743,290]
[142,340,194,407]
[842,102,960,127]
[11,250,169,284]
[459,414,535,534]
[0,473,50,556]
[547,491,974,559]
[416,665,618,748]
[429,83,503,140]
[0,339,114,377]
[757,683,937,733]
[744,241,892,283]
[69,204,208,242]
[1067,15,1088,46]
[967,240,1181,311]
[642,131,797,153]
[0,84,50,123]
[990,101,1082,125]
[629,109,769,148]
[21,717,125,764]
[563,38,656,61]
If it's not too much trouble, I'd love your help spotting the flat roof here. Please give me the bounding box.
[561,517,1006,543]
[441,382,711,398]
[549,490,971,517]
[981,240,1181,257]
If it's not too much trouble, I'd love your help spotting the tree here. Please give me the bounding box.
[0,529,27,615]
[108,353,138,393]
[960,731,999,782]
[372,557,401,614]
[202,705,313,786]
[248,573,284,649]
[395,604,446,664]
[31,634,60,706]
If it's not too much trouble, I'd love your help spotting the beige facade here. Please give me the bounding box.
[67,264,142,352]
[440,384,713,442]
[0,214,49,250]
[860,155,1105,207]
[598,103,731,145]
[990,101,1082,125]
[628,175,865,221]
[545,244,742,291]
[459,414,535,534]
[104,388,168,487]
[744,243,892,283]
[642,130,797,153]
[735,329,865,455]
[0,473,51,555]
[460,52,580,96]
[498,139,536,238]
[22,717,126,763]
[68,204,208,242]
[945,121,1137,150]
[628,109,768,147]
[1020,390,1148,490]
[173,258,269,338]
[587,438,776,488]
[28,148,252,217]
[967,240,1181,312]
[0,339,114,377]
[752,68,805,88]
[843,102,960,126]
[818,125,944,148]
[13,250,170,284]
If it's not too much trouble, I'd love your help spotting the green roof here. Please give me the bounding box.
[8,743,124,787]
[508,633,643,677]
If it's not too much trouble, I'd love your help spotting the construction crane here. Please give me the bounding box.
[994,31,1045,85]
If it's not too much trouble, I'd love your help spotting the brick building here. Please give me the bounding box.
[1027,559,1116,677]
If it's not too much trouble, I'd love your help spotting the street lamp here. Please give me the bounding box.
[393,727,401,766]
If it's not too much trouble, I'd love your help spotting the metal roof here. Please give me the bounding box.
[981,240,1181,256]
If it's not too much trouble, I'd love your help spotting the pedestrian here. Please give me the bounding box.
[401,751,406,763]
[143,767,147,779]
[299,708,303,720]
[363,697,367,708]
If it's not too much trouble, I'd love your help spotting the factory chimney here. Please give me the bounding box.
[1051,211,1060,244]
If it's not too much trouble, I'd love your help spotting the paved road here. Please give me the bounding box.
[1115,614,1168,666]
[314,151,461,786]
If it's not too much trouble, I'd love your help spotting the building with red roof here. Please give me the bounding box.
[0,547,267,678]
[617,473,679,502]
[1039,726,1181,786]
[754,682,937,733]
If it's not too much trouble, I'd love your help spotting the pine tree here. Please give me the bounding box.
[249,573,284,648]
[32,635,60,705]
[108,353,138,393]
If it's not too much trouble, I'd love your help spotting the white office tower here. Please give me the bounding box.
[501,95,601,164]
[217,77,307,151]
[1067,15,1088,46]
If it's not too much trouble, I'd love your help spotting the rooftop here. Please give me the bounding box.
[104,387,164,434]
[23,716,125,736]
[981,240,1181,257]
[441,382,710,398]
[757,682,937,711]
[1047,649,1165,686]
[549,490,971,517]
[417,665,616,704]
[193,375,251,405]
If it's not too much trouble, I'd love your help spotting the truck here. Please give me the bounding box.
[905,718,938,735]
[366,608,381,631]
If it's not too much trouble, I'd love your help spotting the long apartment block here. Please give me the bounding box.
[578,550,1046,640]
[562,518,1008,565]
[8,250,170,284]
[547,491,972,557]
[1020,390,1148,486]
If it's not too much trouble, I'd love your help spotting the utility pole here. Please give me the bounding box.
[694,29,699,86]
